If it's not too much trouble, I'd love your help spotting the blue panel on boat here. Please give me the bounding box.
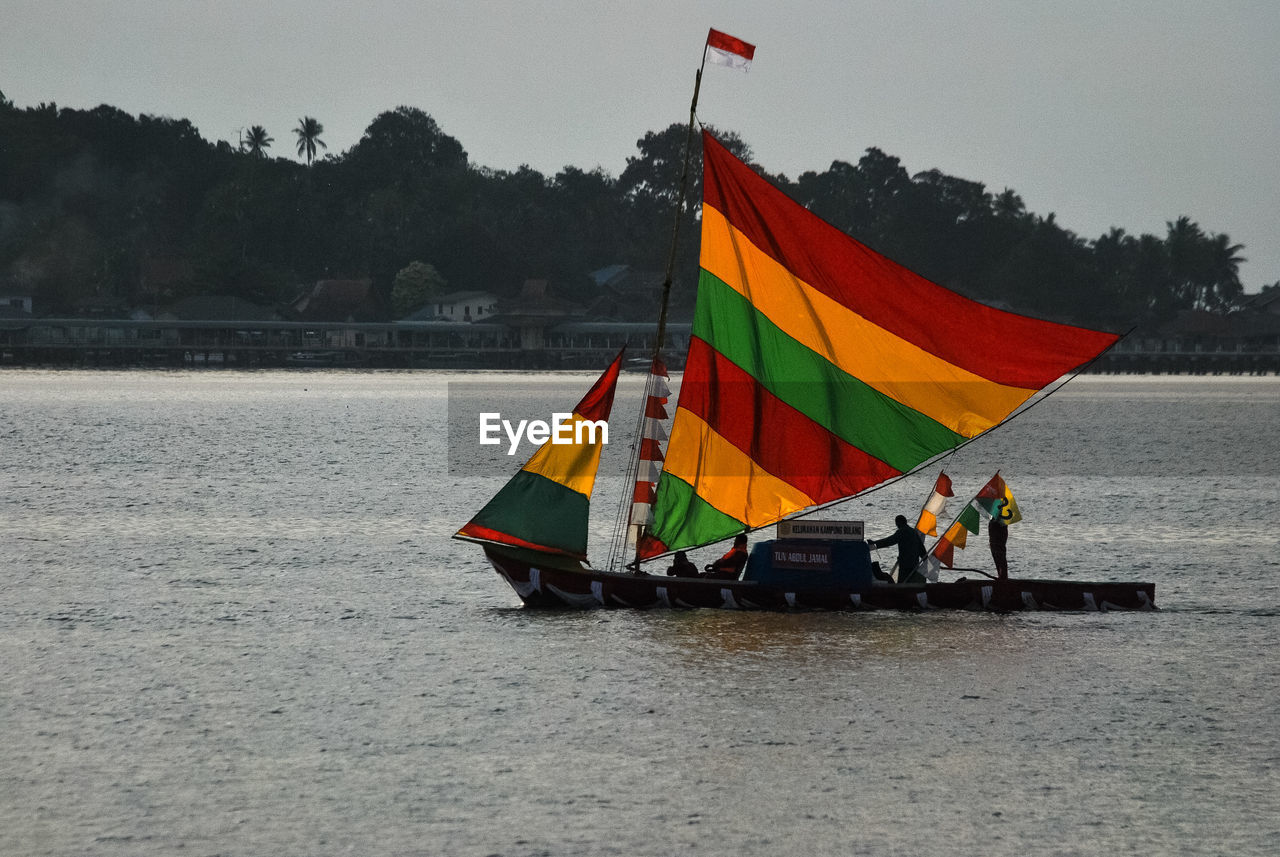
[743,539,874,590]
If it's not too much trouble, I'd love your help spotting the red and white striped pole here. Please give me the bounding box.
[628,357,670,552]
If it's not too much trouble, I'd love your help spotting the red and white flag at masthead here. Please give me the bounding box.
[705,28,755,71]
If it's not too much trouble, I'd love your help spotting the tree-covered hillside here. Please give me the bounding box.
[0,94,1255,326]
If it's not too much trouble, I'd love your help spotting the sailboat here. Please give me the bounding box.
[455,33,1155,612]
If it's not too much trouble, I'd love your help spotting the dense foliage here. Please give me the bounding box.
[0,95,1256,326]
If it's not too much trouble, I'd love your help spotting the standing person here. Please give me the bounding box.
[989,517,1009,580]
[703,534,749,579]
[869,515,928,584]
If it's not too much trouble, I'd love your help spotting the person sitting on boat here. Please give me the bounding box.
[703,534,749,580]
[666,551,698,578]
[869,516,928,584]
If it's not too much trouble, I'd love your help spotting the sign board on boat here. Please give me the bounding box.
[777,520,864,540]
[771,542,832,571]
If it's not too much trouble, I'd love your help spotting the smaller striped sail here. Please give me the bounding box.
[639,132,1120,558]
[456,348,624,560]
[626,357,671,550]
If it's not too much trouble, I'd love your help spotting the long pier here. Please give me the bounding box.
[0,319,691,370]
[1,317,1277,373]
[1095,349,1280,375]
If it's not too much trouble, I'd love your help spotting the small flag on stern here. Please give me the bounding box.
[915,471,954,537]
[932,504,979,569]
[976,472,1023,525]
[706,28,755,71]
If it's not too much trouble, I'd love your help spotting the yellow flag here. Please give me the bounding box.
[997,485,1022,525]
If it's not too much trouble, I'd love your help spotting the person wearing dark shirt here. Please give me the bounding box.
[666,551,698,577]
[703,534,749,580]
[869,515,928,584]
[989,518,1009,580]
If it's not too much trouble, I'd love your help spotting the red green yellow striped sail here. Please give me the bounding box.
[639,131,1119,557]
[456,349,624,560]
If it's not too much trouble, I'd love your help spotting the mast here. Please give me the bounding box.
[652,58,705,364]
[610,49,710,573]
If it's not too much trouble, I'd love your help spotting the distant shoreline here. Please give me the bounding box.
[3,353,1277,376]
[2,317,1277,374]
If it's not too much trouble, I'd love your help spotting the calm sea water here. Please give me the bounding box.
[1,369,1278,857]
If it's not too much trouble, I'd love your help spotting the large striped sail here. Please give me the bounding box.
[639,131,1119,557]
[457,348,624,560]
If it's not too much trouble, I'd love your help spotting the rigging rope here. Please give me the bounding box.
[791,325,1136,519]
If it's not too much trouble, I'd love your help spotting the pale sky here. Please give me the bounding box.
[5,0,1279,289]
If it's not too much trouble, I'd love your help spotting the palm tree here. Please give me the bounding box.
[992,189,1027,220]
[1164,216,1207,309]
[1164,217,1246,310]
[242,125,273,158]
[294,116,327,165]
[1206,232,1245,309]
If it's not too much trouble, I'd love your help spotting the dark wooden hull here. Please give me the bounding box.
[483,547,1156,612]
